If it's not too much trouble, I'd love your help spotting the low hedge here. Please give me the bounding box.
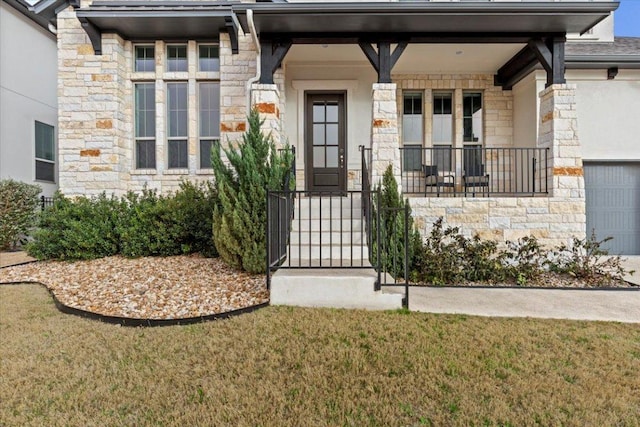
[27,181,217,260]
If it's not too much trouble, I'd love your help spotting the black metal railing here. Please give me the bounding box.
[40,196,54,211]
[372,203,410,308]
[267,190,375,270]
[400,147,549,196]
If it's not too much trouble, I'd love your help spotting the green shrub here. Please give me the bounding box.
[0,179,42,250]
[119,182,217,258]
[503,236,546,285]
[547,232,635,284]
[371,165,418,279]
[211,109,293,273]
[27,182,218,260]
[27,192,122,260]
[412,218,508,285]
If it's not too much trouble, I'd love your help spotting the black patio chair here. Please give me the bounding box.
[423,165,455,197]
[463,164,490,196]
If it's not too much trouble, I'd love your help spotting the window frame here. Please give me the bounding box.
[198,44,220,73]
[134,82,157,170]
[402,91,424,172]
[198,81,220,169]
[34,121,55,183]
[133,44,155,73]
[166,44,188,72]
[166,81,189,169]
[463,91,484,144]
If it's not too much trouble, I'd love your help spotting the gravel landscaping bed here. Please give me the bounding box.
[0,255,268,319]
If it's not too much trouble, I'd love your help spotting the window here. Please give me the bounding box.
[35,121,55,182]
[166,45,187,72]
[134,45,155,72]
[432,92,453,172]
[135,83,156,169]
[199,45,220,72]
[463,92,483,143]
[199,82,220,168]
[167,82,188,169]
[402,92,423,171]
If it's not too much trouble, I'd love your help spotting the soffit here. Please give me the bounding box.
[235,2,619,38]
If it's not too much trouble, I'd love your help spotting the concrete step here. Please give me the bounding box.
[270,268,404,310]
[290,218,365,232]
[296,196,362,210]
[289,231,365,245]
[283,258,372,268]
[287,244,371,260]
[295,206,364,220]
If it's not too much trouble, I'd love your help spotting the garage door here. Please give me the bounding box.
[584,162,640,255]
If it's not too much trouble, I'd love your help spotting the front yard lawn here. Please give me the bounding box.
[1,284,639,426]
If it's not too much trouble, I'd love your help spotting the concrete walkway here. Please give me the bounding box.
[620,256,640,286]
[403,256,640,323]
[408,287,640,323]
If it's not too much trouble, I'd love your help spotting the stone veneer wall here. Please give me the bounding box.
[410,197,585,248]
[57,4,286,196]
[57,5,130,195]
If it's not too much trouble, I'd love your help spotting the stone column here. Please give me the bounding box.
[56,6,127,196]
[251,83,281,147]
[371,83,401,190]
[537,83,586,239]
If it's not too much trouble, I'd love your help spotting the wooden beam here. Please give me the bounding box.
[259,39,292,84]
[77,17,102,55]
[528,38,552,73]
[224,16,239,54]
[391,40,408,69]
[494,35,566,89]
[358,41,379,71]
[358,40,407,83]
[550,36,566,86]
[378,42,392,83]
[494,45,537,90]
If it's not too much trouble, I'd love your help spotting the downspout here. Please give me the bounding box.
[246,9,261,116]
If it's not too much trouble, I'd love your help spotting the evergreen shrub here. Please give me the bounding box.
[26,181,217,260]
[371,165,420,279]
[0,179,42,250]
[211,109,293,273]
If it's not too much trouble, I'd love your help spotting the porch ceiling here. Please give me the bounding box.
[235,2,618,37]
[285,44,525,75]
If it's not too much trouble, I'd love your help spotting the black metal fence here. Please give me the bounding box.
[373,204,410,308]
[400,147,549,196]
[40,196,54,211]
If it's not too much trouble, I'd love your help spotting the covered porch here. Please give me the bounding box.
[236,1,614,202]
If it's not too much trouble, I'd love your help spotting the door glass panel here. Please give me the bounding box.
[326,124,338,145]
[313,104,325,122]
[313,124,325,145]
[326,146,339,168]
[326,103,338,122]
[313,146,325,167]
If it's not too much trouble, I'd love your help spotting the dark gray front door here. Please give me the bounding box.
[306,93,346,191]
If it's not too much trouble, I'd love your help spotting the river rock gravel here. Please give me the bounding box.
[0,255,268,319]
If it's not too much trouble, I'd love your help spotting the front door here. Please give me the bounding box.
[306,93,346,191]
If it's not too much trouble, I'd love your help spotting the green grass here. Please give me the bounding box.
[1,284,639,426]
